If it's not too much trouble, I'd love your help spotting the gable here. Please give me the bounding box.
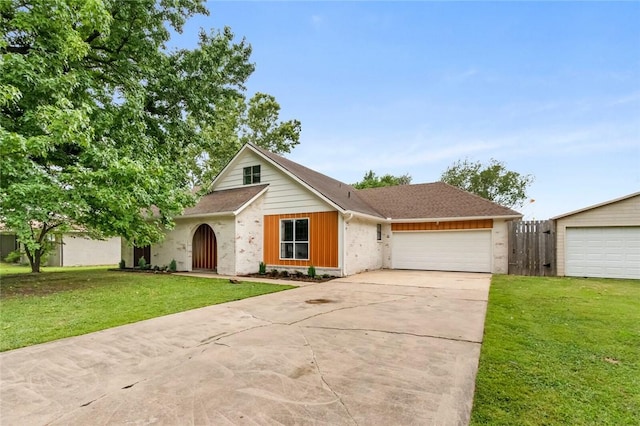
[554,194,640,227]
[213,148,334,214]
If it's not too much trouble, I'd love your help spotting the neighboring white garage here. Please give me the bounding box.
[48,233,122,267]
[392,230,492,272]
[554,192,640,279]
[565,227,640,279]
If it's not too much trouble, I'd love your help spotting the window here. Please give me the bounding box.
[280,218,309,260]
[377,224,382,241]
[243,165,261,184]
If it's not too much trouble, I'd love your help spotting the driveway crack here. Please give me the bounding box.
[197,323,272,348]
[299,328,358,425]
[289,296,408,326]
[300,325,482,344]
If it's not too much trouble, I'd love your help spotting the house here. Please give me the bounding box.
[0,227,121,267]
[553,192,640,279]
[47,233,122,267]
[122,143,522,276]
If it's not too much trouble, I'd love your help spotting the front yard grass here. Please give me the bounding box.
[471,275,640,425]
[0,267,294,352]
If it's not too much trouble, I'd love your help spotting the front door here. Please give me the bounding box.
[133,245,151,267]
[192,224,217,270]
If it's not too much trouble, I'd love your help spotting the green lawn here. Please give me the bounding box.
[471,275,640,425]
[0,266,294,352]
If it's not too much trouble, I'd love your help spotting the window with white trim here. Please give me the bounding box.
[243,165,261,184]
[376,224,382,241]
[280,218,309,260]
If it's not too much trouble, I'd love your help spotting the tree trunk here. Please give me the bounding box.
[24,246,43,273]
[32,250,42,273]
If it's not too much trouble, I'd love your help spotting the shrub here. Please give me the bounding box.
[270,269,279,277]
[307,265,316,278]
[322,274,331,279]
[294,270,304,278]
[118,259,126,269]
[4,250,22,264]
[259,261,266,275]
[169,259,177,272]
[280,270,289,278]
[138,256,147,270]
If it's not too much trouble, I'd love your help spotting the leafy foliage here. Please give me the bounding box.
[307,265,316,278]
[0,0,299,272]
[440,158,533,208]
[191,92,301,186]
[352,170,412,189]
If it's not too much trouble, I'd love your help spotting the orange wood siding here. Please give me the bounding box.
[264,211,339,268]
[391,219,493,232]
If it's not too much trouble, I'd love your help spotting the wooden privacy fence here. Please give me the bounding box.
[508,220,557,276]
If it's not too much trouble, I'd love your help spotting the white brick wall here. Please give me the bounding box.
[343,216,384,276]
[234,196,264,275]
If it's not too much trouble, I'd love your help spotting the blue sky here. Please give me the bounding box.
[171,1,639,219]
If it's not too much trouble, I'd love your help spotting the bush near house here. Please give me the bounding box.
[471,275,640,425]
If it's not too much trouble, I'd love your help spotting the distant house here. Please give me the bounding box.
[0,230,19,260]
[0,226,120,267]
[47,233,121,267]
[122,143,522,276]
[553,192,640,280]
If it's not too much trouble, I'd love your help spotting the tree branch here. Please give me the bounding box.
[4,45,31,55]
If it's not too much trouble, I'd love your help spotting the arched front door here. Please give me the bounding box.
[192,224,217,270]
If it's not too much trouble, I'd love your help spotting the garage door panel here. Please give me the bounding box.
[566,227,640,279]
[392,230,491,273]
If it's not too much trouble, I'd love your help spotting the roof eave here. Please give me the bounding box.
[343,210,387,222]
[551,191,640,220]
[389,214,522,223]
[177,212,235,220]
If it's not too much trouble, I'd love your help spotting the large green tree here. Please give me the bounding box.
[0,0,299,272]
[352,170,412,189]
[440,158,534,208]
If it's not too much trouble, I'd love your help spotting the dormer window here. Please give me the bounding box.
[243,165,261,185]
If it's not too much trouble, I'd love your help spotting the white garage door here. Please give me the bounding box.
[392,230,492,272]
[566,227,640,279]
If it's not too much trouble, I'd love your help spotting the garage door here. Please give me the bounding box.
[566,227,640,279]
[392,230,492,272]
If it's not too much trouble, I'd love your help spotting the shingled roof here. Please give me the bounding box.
[182,185,268,217]
[356,182,522,220]
[250,144,384,218]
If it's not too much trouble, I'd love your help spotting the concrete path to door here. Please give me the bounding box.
[0,270,491,425]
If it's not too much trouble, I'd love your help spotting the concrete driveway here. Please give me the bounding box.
[0,270,491,425]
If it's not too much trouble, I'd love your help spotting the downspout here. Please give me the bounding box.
[342,212,354,277]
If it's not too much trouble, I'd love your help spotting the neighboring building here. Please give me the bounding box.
[123,143,521,276]
[553,192,640,280]
[0,231,18,260]
[0,227,120,267]
[47,233,122,267]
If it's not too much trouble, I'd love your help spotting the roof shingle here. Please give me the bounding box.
[182,184,268,216]
[356,182,521,220]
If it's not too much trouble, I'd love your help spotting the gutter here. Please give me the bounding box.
[342,210,385,223]
[388,214,522,223]
[177,212,235,220]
